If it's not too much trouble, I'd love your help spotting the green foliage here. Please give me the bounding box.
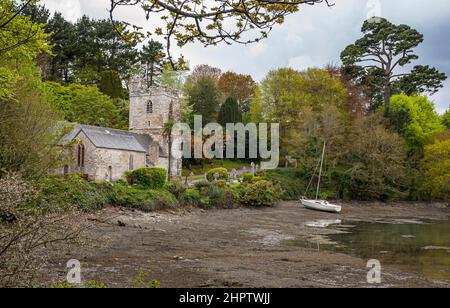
[83,281,108,289]
[140,40,166,86]
[44,14,138,84]
[32,175,109,211]
[165,180,186,198]
[390,95,445,151]
[420,136,450,201]
[52,280,107,288]
[341,17,446,110]
[261,68,347,118]
[242,173,254,183]
[342,114,409,201]
[109,185,178,212]
[99,70,125,99]
[0,61,67,179]
[190,181,237,209]
[266,169,306,200]
[202,186,237,209]
[206,168,229,182]
[179,189,202,207]
[249,86,265,124]
[126,167,167,189]
[130,270,161,288]
[45,82,128,129]
[240,180,283,207]
[218,97,243,126]
[442,109,450,130]
[187,76,221,124]
[0,0,51,62]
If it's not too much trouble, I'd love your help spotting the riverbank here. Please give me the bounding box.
[43,201,450,288]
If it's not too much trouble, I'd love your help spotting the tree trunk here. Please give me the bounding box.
[167,137,172,181]
[384,81,391,115]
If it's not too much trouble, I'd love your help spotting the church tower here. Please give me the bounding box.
[128,76,182,177]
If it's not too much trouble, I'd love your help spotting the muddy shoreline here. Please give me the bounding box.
[44,202,450,288]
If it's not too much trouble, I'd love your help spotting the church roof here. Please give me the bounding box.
[63,124,155,153]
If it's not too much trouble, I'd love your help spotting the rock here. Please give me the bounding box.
[117,220,126,227]
[0,212,17,223]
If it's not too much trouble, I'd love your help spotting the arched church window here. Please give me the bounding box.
[129,155,134,171]
[77,144,85,168]
[147,100,153,114]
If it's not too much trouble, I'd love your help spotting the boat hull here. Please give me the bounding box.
[301,199,342,213]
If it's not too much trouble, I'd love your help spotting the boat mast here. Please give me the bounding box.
[316,141,326,200]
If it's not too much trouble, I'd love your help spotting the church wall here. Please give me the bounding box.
[91,148,146,182]
[58,131,146,181]
[129,79,183,177]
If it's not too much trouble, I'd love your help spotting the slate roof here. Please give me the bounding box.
[63,124,155,154]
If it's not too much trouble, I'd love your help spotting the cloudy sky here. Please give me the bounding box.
[40,0,450,113]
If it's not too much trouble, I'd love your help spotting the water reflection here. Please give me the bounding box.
[325,218,450,281]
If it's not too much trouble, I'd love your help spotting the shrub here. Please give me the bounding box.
[252,176,264,183]
[194,180,213,192]
[192,181,237,209]
[126,167,167,189]
[166,180,186,198]
[266,169,306,200]
[240,180,283,207]
[243,173,254,183]
[33,175,109,211]
[214,180,228,188]
[206,187,236,209]
[179,189,202,207]
[206,168,229,182]
[420,137,450,201]
[229,183,246,200]
[109,185,178,212]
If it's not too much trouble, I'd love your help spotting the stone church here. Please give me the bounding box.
[60,77,183,182]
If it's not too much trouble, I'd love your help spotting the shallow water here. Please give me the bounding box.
[300,218,450,281]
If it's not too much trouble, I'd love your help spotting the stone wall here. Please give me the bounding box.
[91,148,146,182]
[60,132,146,181]
[129,77,183,177]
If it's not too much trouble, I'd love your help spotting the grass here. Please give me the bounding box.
[182,159,251,176]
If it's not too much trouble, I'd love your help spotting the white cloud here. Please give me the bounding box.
[41,0,82,22]
[39,0,450,110]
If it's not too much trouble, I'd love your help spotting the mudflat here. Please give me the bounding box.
[44,201,450,288]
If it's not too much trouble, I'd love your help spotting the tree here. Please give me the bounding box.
[0,0,50,61]
[326,65,370,118]
[344,113,409,200]
[99,70,125,99]
[341,18,447,113]
[190,64,222,84]
[109,0,332,66]
[389,94,445,151]
[218,97,243,127]
[46,82,127,130]
[0,173,84,287]
[420,134,450,201]
[248,86,265,124]
[187,76,221,124]
[44,13,77,83]
[0,63,67,179]
[218,72,256,110]
[140,40,166,86]
[261,68,347,125]
[20,1,50,24]
[44,14,139,85]
[442,108,450,130]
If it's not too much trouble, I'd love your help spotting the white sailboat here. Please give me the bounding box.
[301,142,342,214]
